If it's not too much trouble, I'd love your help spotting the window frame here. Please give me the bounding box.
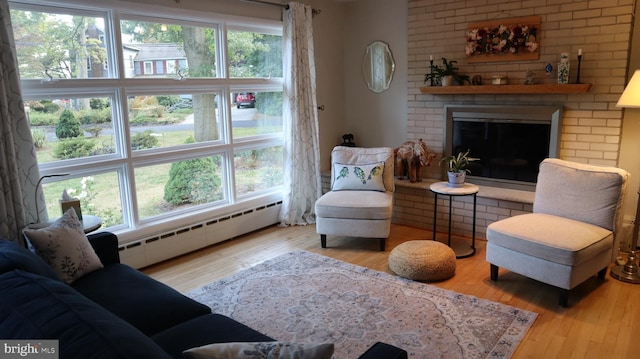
[12,0,285,242]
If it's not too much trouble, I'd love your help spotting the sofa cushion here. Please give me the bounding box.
[332,162,386,191]
[71,263,211,336]
[0,269,172,359]
[152,313,273,359]
[0,238,60,280]
[23,208,103,284]
[183,341,334,359]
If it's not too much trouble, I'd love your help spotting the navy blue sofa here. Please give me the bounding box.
[0,232,407,359]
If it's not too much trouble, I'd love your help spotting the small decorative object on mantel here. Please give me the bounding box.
[545,63,553,77]
[524,69,535,85]
[576,48,583,84]
[472,75,482,85]
[428,55,437,86]
[424,58,470,87]
[491,76,508,85]
[440,149,479,188]
[558,53,570,84]
[394,139,436,183]
[466,16,540,63]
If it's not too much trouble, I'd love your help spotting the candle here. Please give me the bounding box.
[578,49,582,56]
[430,55,433,61]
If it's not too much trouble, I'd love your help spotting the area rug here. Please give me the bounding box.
[187,250,537,358]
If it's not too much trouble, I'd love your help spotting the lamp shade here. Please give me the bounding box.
[617,70,640,108]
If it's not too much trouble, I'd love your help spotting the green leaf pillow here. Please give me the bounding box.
[332,161,386,191]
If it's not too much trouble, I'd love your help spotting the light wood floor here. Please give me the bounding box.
[144,223,639,359]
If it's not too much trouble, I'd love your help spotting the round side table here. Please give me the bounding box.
[26,214,102,234]
[430,181,479,258]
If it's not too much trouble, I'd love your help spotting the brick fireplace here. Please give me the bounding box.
[445,104,562,191]
[394,0,634,242]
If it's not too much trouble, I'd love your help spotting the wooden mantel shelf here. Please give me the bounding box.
[420,83,591,95]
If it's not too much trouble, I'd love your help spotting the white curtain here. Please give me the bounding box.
[279,2,321,226]
[0,0,41,243]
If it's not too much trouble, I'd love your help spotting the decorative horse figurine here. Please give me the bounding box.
[394,139,436,183]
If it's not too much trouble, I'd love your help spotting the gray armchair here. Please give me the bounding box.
[315,146,395,251]
[486,158,629,306]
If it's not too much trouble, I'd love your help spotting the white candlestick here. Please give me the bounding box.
[430,55,433,61]
[578,49,582,56]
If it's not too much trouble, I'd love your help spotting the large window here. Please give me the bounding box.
[11,1,284,235]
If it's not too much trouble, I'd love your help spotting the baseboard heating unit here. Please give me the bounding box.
[117,201,282,269]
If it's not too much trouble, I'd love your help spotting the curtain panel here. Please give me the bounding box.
[0,0,40,243]
[278,1,321,226]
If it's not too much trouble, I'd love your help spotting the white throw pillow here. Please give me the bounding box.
[332,161,385,191]
[23,208,103,284]
[183,342,334,359]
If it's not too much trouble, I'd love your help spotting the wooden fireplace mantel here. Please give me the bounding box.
[419,83,591,95]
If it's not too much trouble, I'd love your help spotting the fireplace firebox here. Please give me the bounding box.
[444,105,562,191]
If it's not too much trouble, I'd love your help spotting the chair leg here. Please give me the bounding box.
[490,264,499,281]
[559,288,569,307]
[597,267,607,280]
[379,238,386,252]
[320,234,327,248]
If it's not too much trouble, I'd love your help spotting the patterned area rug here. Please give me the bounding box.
[187,250,537,358]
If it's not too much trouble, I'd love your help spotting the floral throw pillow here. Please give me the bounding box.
[332,161,386,191]
[23,208,103,284]
[183,342,334,359]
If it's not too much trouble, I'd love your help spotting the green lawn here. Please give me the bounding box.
[38,124,283,227]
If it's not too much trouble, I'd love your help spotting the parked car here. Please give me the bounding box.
[235,92,255,108]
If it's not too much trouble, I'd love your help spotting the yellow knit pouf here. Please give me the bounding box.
[389,240,456,281]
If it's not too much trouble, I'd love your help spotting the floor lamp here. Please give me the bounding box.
[610,70,640,284]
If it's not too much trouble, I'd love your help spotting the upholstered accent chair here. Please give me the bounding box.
[315,146,395,251]
[486,158,629,306]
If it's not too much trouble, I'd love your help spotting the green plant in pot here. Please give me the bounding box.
[424,58,470,86]
[440,149,478,187]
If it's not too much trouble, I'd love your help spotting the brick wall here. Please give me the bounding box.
[408,0,633,168]
[397,0,634,239]
[392,180,534,240]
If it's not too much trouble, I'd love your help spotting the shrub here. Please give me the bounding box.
[163,136,221,205]
[157,95,181,108]
[85,126,103,138]
[27,111,58,126]
[131,113,156,125]
[31,128,47,149]
[54,138,95,159]
[77,108,111,125]
[55,109,83,139]
[163,157,221,205]
[130,130,159,150]
[255,92,282,116]
[31,100,60,114]
[90,141,115,155]
[90,97,109,110]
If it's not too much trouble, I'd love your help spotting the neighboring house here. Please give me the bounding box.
[122,44,140,78]
[129,43,187,77]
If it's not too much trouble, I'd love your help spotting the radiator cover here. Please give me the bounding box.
[118,201,282,268]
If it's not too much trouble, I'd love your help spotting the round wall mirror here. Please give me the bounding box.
[362,41,395,93]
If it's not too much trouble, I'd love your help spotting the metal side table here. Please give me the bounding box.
[430,181,478,258]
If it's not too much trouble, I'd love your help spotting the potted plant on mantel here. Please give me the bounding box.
[440,149,478,187]
[424,57,470,86]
